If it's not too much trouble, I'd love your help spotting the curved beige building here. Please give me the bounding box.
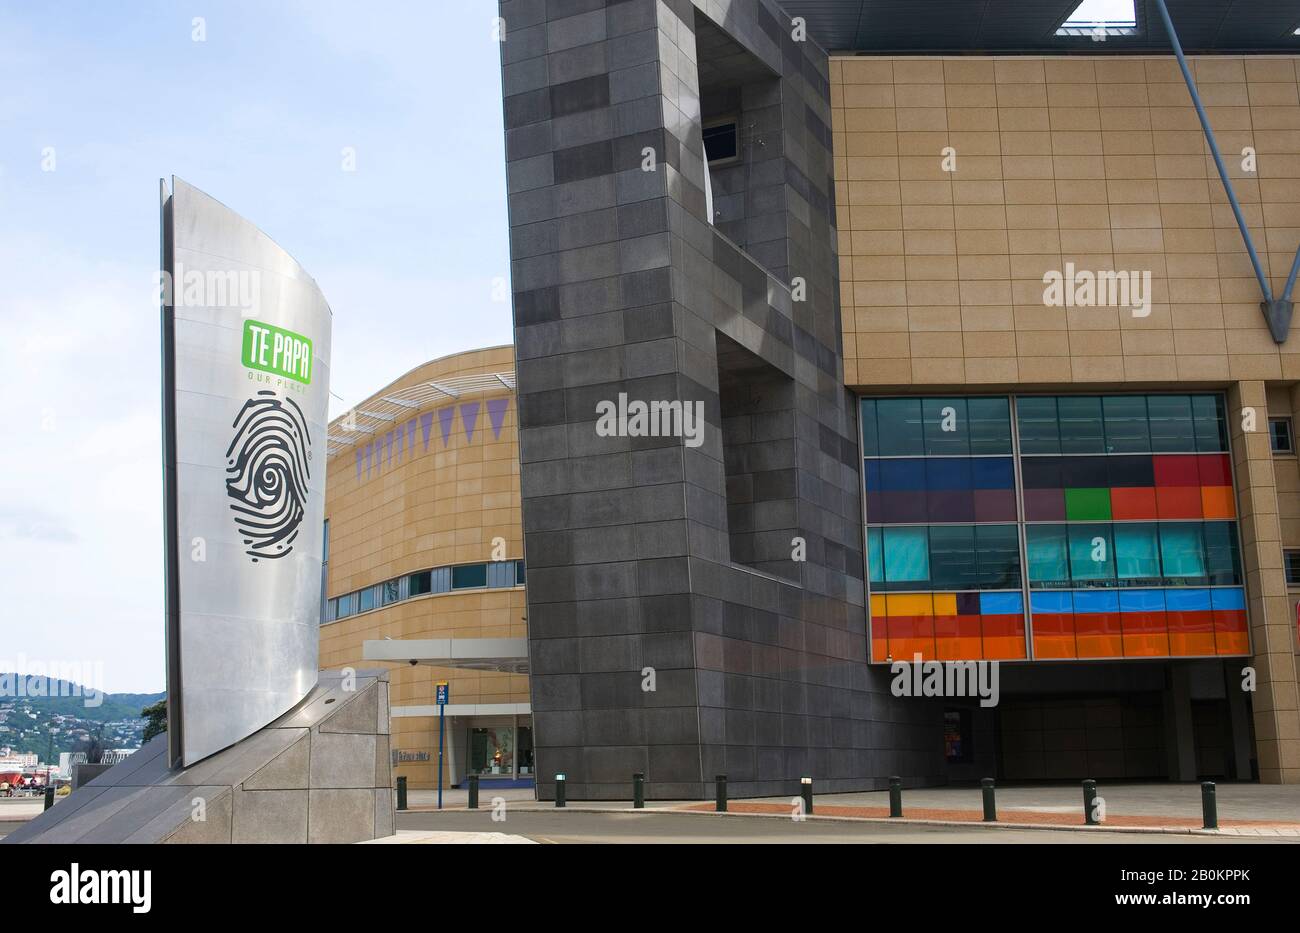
[320,346,529,790]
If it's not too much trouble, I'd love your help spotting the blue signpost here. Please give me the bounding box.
[436,681,449,810]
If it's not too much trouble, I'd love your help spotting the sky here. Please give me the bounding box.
[0,1,513,692]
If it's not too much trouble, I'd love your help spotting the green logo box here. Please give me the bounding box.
[242,319,312,384]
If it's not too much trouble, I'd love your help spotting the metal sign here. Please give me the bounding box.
[161,176,333,767]
[436,682,449,706]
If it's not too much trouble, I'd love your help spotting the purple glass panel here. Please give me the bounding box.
[1022,488,1066,521]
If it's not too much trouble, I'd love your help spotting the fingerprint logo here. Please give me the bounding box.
[225,390,312,562]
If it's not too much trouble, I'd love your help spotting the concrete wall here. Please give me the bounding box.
[498,0,946,799]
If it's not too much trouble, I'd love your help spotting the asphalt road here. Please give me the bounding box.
[394,808,1286,844]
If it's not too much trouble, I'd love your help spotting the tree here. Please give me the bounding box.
[141,699,167,743]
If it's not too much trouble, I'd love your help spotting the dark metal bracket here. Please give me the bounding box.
[1154,0,1300,344]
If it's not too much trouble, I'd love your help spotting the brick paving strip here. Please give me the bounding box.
[675,800,1300,833]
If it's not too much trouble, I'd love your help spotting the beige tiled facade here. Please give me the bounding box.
[320,345,527,789]
[834,54,1300,782]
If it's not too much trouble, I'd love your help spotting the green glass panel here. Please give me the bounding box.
[1064,487,1112,521]
[1192,395,1228,453]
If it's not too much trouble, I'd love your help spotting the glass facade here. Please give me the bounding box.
[863,394,1249,662]
[323,559,525,624]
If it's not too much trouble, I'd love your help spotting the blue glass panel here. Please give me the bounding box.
[971,457,1014,489]
[876,398,924,456]
[867,527,884,583]
[1210,588,1246,611]
[1072,590,1119,613]
[925,458,973,490]
[923,398,970,456]
[1119,589,1165,613]
[1030,591,1073,613]
[881,458,927,491]
[1026,525,1069,584]
[860,399,879,458]
[1164,588,1211,612]
[980,592,1023,614]
[1068,524,1114,581]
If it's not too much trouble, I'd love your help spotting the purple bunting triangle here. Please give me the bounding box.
[385,431,395,467]
[438,407,455,446]
[407,417,418,455]
[364,443,374,477]
[460,402,480,443]
[355,448,363,482]
[487,398,509,440]
[420,412,434,451]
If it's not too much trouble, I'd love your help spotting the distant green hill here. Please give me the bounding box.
[0,675,163,722]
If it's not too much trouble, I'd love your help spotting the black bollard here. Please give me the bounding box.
[1083,779,1099,825]
[396,775,407,811]
[44,786,54,811]
[981,778,996,822]
[800,776,814,816]
[555,772,566,808]
[1201,781,1218,830]
[715,774,728,812]
[467,774,479,810]
[889,776,903,818]
[633,772,645,809]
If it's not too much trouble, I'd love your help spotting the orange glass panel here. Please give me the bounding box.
[1075,612,1123,658]
[1167,610,1216,657]
[1214,610,1249,655]
[982,614,1026,660]
[1031,613,1076,659]
[1121,612,1170,657]
[1200,485,1235,519]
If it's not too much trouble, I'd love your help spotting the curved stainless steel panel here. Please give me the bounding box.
[163,177,332,766]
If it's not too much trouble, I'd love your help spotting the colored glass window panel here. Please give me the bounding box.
[1196,453,1232,487]
[860,399,879,458]
[867,527,884,583]
[1016,396,1060,454]
[975,524,1021,588]
[1211,588,1249,655]
[1030,591,1075,659]
[876,398,924,456]
[1068,524,1114,581]
[1153,454,1200,486]
[1073,590,1122,658]
[1064,487,1111,521]
[1201,486,1235,520]
[928,525,976,590]
[1060,456,1107,488]
[1106,455,1154,488]
[923,398,969,456]
[967,397,1012,455]
[1110,487,1157,521]
[1026,524,1069,585]
[1119,589,1168,657]
[882,527,929,583]
[1202,521,1241,585]
[452,563,488,589]
[1146,395,1197,452]
[1159,524,1206,579]
[1114,523,1160,580]
[1103,395,1150,453]
[1057,395,1106,454]
[1165,588,1215,657]
[1192,395,1228,452]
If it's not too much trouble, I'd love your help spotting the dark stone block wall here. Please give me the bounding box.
[498,0,945,799]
